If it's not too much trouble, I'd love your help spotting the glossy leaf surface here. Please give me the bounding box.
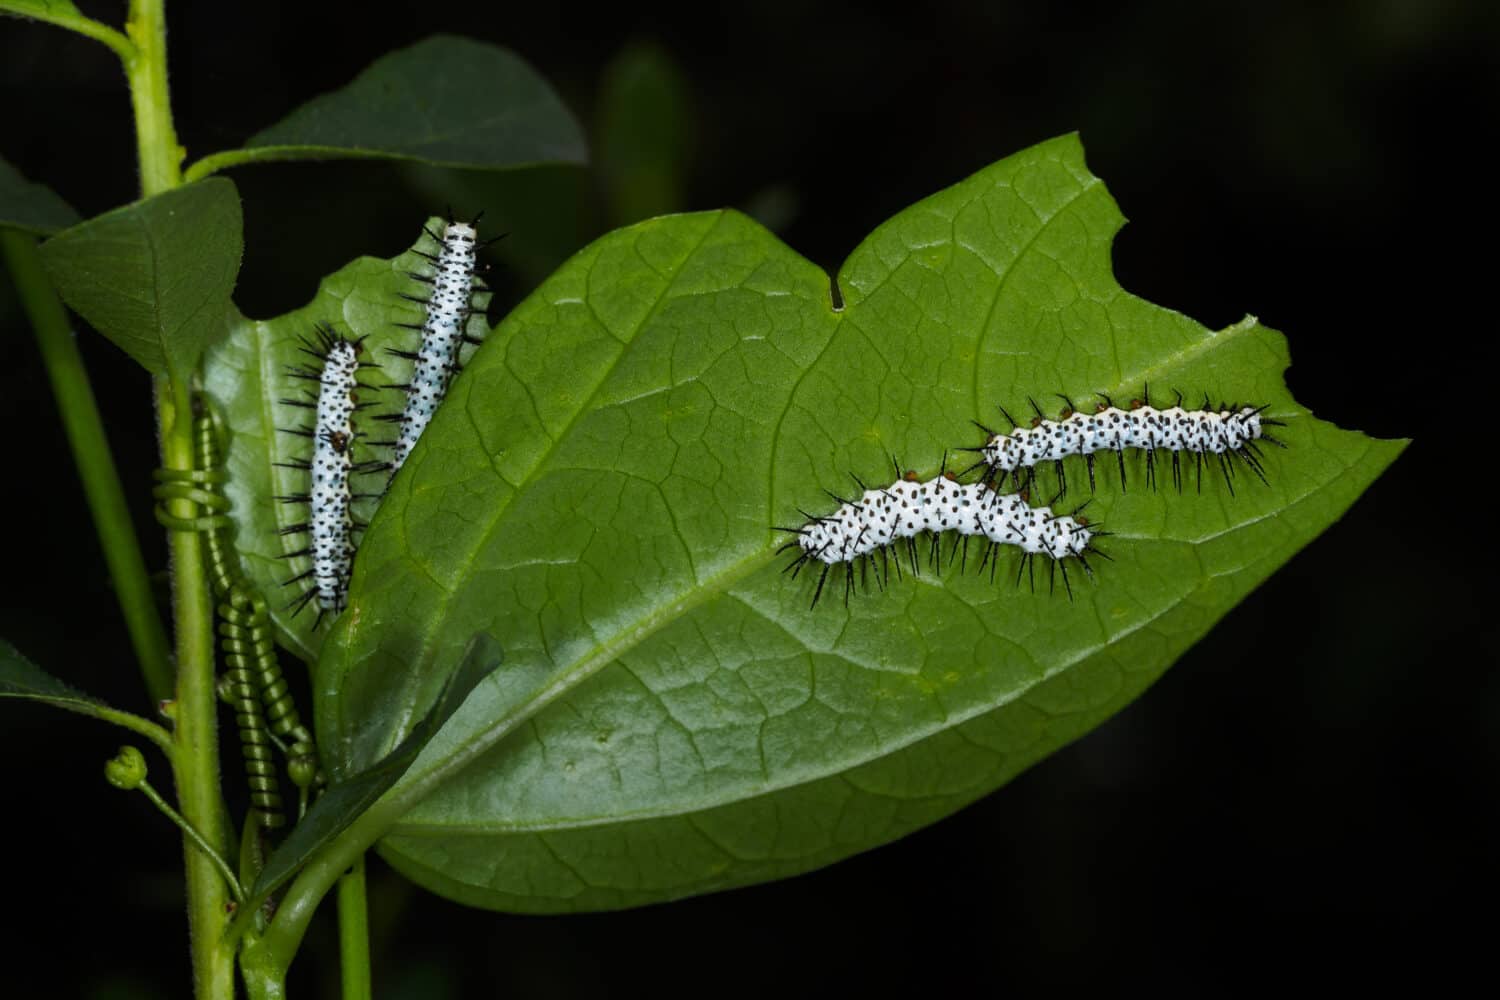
[209,135,1402,911]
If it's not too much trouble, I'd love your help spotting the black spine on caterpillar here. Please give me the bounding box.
[963,386,1287,498]
[777,461,1109,608]
[277,324,384,629]
[196,398,322,821]
[381,213,504,475]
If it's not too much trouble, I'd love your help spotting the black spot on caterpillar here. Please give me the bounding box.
[961,386,1286,497]
[275,324,385,626]
[778,459,1108,608]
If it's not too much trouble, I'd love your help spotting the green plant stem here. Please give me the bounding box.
[159,374,234,1000]
[123,1,232,997]
[124,0,183,193]
[242,806,393,992]
[338,856,373,1000]
[0,230,175,704]
[5,692,176,755]
[139,779,244,902]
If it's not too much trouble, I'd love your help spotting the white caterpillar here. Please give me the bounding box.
[972,391,1284,495]
[385,219,483,474]
[279,327,379,625]
[781,471,1103,607]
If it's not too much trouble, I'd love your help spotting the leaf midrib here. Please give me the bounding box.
[386,560,1190,837]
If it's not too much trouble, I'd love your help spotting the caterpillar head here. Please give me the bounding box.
[443,221,478,248]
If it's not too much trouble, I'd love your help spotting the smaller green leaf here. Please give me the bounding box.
[0,156,80,235]
[39,179,243,383]
[1,637,98,706]
[192,35,586,179]
[0,638,171,751]
[247,634,512,906]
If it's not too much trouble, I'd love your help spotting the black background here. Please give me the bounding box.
[1,1,1494,996]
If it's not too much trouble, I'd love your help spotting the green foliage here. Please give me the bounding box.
[0,1,81,22]
[0,638,170,749]
[246,635,506,907]
[399,38,691,286]
[0,156,80,235]
[39,179,243,383]
[0,5,131,87]
[2,635,102,707]
[204,133,1400,912]
[195,36,587,177]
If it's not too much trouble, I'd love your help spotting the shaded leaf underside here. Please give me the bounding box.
[238,35,587,171]
[0,637,168,748]
[40,179,242,382]
[208,134,1401,912]
[0,155,80,235]
[1,636,102,705]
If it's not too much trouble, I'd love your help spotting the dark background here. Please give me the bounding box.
[2,1,1493,995]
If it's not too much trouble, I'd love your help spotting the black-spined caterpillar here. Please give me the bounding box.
[381,216,496,475]
[780,467,1105,607]
[967,389,1286,496]
[276,325,383,625]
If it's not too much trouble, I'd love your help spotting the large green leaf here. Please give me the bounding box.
[39,179,242,382]
[0,156,80,235]
[210,134,1401,912]
[193,35,586,178]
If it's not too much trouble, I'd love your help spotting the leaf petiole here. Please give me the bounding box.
[0,1,135,61]
[138,778,245,903]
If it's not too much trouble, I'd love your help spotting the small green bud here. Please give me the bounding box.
[158,698,178,723]
[288,752,319,790]
[105,746,148,790]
